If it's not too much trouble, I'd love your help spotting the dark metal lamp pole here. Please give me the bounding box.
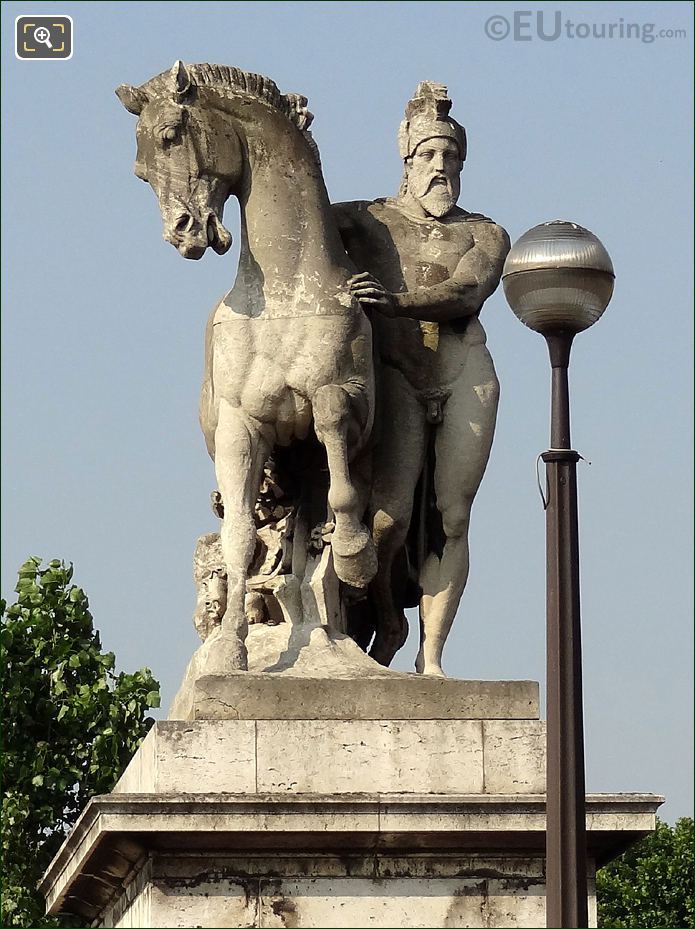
[543,329,587,927]
[502,221,615,929]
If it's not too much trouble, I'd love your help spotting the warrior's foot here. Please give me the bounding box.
[415,650,446,677]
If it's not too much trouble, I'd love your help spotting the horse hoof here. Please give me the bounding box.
[370,623,408,667]
[331,523,372,556]
[206,628,248,672]
[332,535,378,588]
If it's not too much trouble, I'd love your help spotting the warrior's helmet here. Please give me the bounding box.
[398,81,467,163]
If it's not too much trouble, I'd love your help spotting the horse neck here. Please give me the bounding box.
[213,95,348,284]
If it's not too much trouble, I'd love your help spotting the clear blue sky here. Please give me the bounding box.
[2,1,693,820]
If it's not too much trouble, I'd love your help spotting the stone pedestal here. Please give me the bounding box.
[40,677,662,928]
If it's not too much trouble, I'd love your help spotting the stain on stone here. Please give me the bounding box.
[451,882,487,897]
[270,893,298,927]
[460,867,539,885]
[444,882,489,928]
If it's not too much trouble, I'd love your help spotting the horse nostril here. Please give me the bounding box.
[174,214,193,234]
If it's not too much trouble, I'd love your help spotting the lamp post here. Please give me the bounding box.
[502,221,615,929]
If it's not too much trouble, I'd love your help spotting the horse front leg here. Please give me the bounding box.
[213,399,269,671]
[313,384,377,590]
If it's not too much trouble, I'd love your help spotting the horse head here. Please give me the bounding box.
[116,61,238,260]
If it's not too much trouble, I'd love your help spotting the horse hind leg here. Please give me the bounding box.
[313,384,377,589]
[212,399,269,672]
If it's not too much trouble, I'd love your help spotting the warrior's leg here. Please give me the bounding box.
[214,399,269,671]
[416,346,499,676]
[368,366,427,666]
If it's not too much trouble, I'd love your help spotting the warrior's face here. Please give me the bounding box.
[405,137,462,218]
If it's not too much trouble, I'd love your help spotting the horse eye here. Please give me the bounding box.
[155,124,181,146]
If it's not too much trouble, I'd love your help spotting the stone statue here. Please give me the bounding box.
[335,82,510,675]
[117,62,377,673]
[118,66,507,680]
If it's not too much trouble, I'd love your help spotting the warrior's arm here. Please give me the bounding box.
[396,223,511,322]
[349,222,511,323]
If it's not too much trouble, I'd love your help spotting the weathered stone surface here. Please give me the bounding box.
[41,793,661,927]
[170,660,539,720]
[102,867,552,929]
[101,870,589,928]
[113,721,256,795]
[483,719,546,793]
[150,879,256,929]
[256,876,501,928]
[257,719,485,794]
[114,714,548,797]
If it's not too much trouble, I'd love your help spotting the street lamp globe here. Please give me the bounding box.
[502,220,614,335]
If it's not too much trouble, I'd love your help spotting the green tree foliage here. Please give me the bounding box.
[598,816,694,928]
[1,557,160,928]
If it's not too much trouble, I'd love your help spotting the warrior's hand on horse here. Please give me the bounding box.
[348,272,398,316]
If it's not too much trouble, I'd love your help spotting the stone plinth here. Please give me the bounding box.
[170,672,540,721]
[112,717,546,796]
[39,679,663,928]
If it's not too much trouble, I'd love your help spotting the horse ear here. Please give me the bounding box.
[115,84,149,115]
[170,60,195,103]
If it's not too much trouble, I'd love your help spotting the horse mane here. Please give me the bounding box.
[143,63,322,166]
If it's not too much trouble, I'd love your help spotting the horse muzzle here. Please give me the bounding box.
[207,212,233,255]
[164,211,232,260]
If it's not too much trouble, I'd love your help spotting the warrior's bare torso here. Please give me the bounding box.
[334,198,504,392]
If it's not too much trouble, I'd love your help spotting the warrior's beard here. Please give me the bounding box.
[418,184,458,218]
[406,173,460,218]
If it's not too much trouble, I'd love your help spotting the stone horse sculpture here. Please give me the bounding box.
[117,62,376,671]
